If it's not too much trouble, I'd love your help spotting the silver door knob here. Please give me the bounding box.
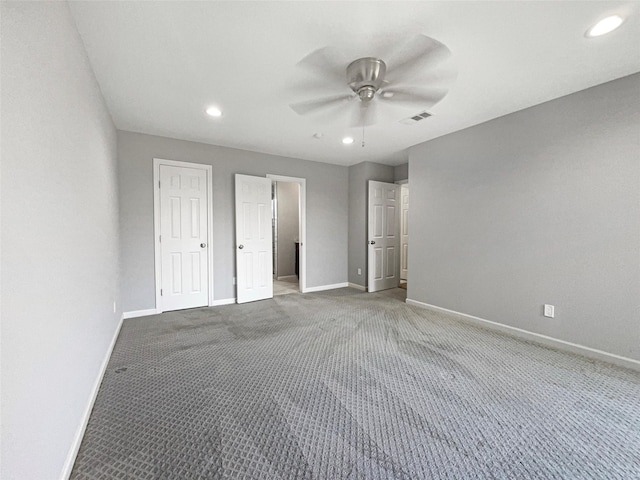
[200,243,207,248]
[238,245,244,249]
[369,241,375,245]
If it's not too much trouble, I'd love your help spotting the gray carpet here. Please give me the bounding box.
[71,288,640,479]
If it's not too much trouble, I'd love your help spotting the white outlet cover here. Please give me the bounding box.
[357,268,362,275]
[544,304,555,318]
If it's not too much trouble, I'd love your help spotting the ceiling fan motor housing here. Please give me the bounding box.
[347,57,386,102]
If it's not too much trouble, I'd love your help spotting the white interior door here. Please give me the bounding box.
[368,180,400,292]
[159,164,209,311]
[235,174,273,303]
[400,184,409,281]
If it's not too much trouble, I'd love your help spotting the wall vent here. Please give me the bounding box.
[400,111,432,125]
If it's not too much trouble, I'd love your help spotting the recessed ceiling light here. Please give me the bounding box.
[586,15,624,37]
[342,137,354,145]
[206,106,222,117]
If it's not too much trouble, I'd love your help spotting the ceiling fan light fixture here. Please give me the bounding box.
[347,58,387,96]
[206,106,223,117]
[342,137,354,145]
[586,15,624,37]
[357,86,377,102]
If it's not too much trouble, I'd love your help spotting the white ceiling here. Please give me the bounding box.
[69,1,640,167]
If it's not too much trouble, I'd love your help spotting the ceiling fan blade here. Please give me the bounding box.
[351,100,378,128]
[386,67,458,90]
[378,87,449,109]
[290,93,355,116]
[385,34,452,83]
[288,79,352,97]
[296,46,346,87]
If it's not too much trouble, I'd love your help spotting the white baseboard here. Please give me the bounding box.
[276,275,298,281]
[305,282,349,293]
[123,308,158,319]
[406,298,640,372]
[348,282,367,291]
[210,298,236,306]
[125,299,236,317]
[60,314,124,479]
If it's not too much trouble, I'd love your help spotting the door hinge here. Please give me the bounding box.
[158,180,161,188]
[160,289,163,296]
[159,235,161,243]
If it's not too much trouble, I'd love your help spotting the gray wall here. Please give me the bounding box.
[347,161,395,287]
[1,3,120,479]
[118,131,348,311]
[408,73,640,361]
[276,182,300,278]
[394,163,409,182]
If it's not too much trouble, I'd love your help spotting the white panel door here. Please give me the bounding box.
[368,180,400,292]
[400,184,409,281]
[159,164,209,311]
[235,174,273,303]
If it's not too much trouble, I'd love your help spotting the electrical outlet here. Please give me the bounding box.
[357,268,362,275]
[544,304,555,318]
[113,301,116,313]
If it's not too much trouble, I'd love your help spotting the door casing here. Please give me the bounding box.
[400,183,409,281]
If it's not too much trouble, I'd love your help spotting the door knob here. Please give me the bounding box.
[369,241,376,245]
[200,243,207,248]
[238,245,244,249]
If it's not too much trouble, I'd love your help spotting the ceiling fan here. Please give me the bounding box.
[289,34,456,128]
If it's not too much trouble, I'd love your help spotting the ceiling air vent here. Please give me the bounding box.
[400,110,432,125]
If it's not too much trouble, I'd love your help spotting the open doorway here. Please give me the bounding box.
[271,179,302,296]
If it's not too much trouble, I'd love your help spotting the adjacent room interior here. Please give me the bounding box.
[273,180,301,296]
[2,2,639,479]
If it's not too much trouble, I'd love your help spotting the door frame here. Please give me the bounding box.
[153,158,214,313]
[266,174,307,293]
[399,182,409,281]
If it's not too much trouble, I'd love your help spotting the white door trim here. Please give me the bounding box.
[153,158,214,313]
[266,174,307,293]
[400,183,409,281]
